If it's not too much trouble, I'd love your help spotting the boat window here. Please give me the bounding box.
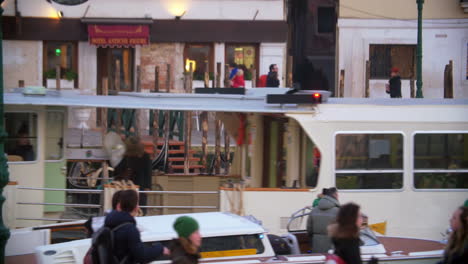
[5,112,38,162]
[414,133,468,189]
[46,111,64,160]
[335,133,403,189]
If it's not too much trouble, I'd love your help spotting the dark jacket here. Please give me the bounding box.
[439,241,468,264]
[266,72,279,87]
[306,195,340,253]
[114,153,152,190]
[332,237,363,264]
[388,76,401,98]
[170,239,200,264]
[104,210,164,264]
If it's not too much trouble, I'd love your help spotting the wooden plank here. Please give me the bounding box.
[410,76,415,98]
[136,65,141,92]
[166,64,171,93]
[154,66,159,93]
[215,119,221,175]
[339,69,345,98]
[251,68,256,88]
[201,112,208,173]
[55,64,61,91]
[115,60,121,94]
[224,64,230,88]
[365,60,370,98]
[100,78,108,130]
[204,60,209,88]
[224,128,230,175]
[216,62,221,88]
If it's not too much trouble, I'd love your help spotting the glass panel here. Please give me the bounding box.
[336,134,403,170]
[110,48,134,91]
[336,173,403,189]
[46,112,64,160]
[317,7,335,33]
[184,44,212,81]
[414,133,468,169]
[414,172,468,189]
[304,135,319,187]
[226,45,257,81]
[44,42,77,83]
[5,113,38,161]
[201,234,265,254]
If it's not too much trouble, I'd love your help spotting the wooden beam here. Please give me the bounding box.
[201,112,208,173]
[55,64,61,91]
[216,62,221,88]
[166,64,171,93]
[136,65,141,92]
[115,60,121,94]
[154,66,159,93]
[365,60,370,98]
[339,69,345,98]
[224,127,230,175]
[215,119,221,175]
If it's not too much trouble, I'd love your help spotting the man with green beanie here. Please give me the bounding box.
[170,216,202,264]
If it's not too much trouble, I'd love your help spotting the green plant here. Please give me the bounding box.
[44,69,57,79]
[244,70,253,81]
[64,70,78,81]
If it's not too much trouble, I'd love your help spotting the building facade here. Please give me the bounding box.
[337,0,468,98]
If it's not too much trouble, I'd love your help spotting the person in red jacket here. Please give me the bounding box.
[231,69,245,88]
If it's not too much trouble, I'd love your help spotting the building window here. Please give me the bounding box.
[335,133,403,189]
[5,113,38,162]
[43,41,78,87]
[46,111,64,161]
[226,44,258,81]
[414,133,468,189]
[184,43,213,81]
[369,44,416,79]
[317,7,335,34]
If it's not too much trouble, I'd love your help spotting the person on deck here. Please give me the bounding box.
[306,187,340,253]
[114,136,152,214]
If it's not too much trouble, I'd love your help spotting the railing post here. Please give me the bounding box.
[0,2,11,261]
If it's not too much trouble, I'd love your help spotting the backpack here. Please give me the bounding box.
[85,222,133,264]
[324,254,347,264]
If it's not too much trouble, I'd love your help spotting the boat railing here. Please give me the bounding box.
[287,206,312,232]
[14,186,219,223]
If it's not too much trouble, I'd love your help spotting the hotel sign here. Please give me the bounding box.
[87,25,150,47]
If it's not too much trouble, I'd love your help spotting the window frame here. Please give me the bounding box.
[368,44,416,80]
[224,43,260,81]
[411,131,468,192]
[5,111,40,164]
[183,43,214,81]
[43,41,79,88]
[333,131,405,192]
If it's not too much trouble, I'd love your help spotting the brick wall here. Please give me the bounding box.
[140,43,185,92]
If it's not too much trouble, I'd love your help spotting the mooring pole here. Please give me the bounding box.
[0,1,11,262]
[416,0,424,98]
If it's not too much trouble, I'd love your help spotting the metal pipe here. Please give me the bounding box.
[18,187,103,193]
[139,205,217,209]
[139,190,218,194]
[17,202,101,208]
[16,218,84,222]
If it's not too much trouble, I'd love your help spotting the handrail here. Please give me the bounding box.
[17,202,101,208]
[139,205,217,209]
[287,206,312,232]
[139,190,218,194]
[18,187,103,193]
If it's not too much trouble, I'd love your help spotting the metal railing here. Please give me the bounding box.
[15,186,220,221]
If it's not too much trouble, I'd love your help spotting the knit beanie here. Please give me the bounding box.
[173,216,199,238]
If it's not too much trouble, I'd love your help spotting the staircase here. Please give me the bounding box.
[141,137,205,174]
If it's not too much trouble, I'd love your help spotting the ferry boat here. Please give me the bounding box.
[4,88,467,262]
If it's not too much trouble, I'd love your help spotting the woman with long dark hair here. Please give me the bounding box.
[328,202,363,264]
[439,206,468,264]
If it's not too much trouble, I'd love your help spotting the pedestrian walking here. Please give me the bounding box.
[438,206,468,264]
[386,67,401,98]
[306,187,340,253]
[266,64,279,87]
[327,202,364,264]
[170,216,202,264]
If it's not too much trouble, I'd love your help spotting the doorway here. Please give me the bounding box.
[262,116,287,188]
[97,47,134,94]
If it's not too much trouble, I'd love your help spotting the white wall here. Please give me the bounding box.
[259,43,287,87]
[338,18,468,98]
[4,0,283,20]
[78,42,97,94]
[3,40,42,88]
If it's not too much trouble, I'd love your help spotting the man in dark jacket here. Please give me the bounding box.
[104,189,169,263]
[306,187,340,253]
[266,64,280,87]
[387,67,402,98]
